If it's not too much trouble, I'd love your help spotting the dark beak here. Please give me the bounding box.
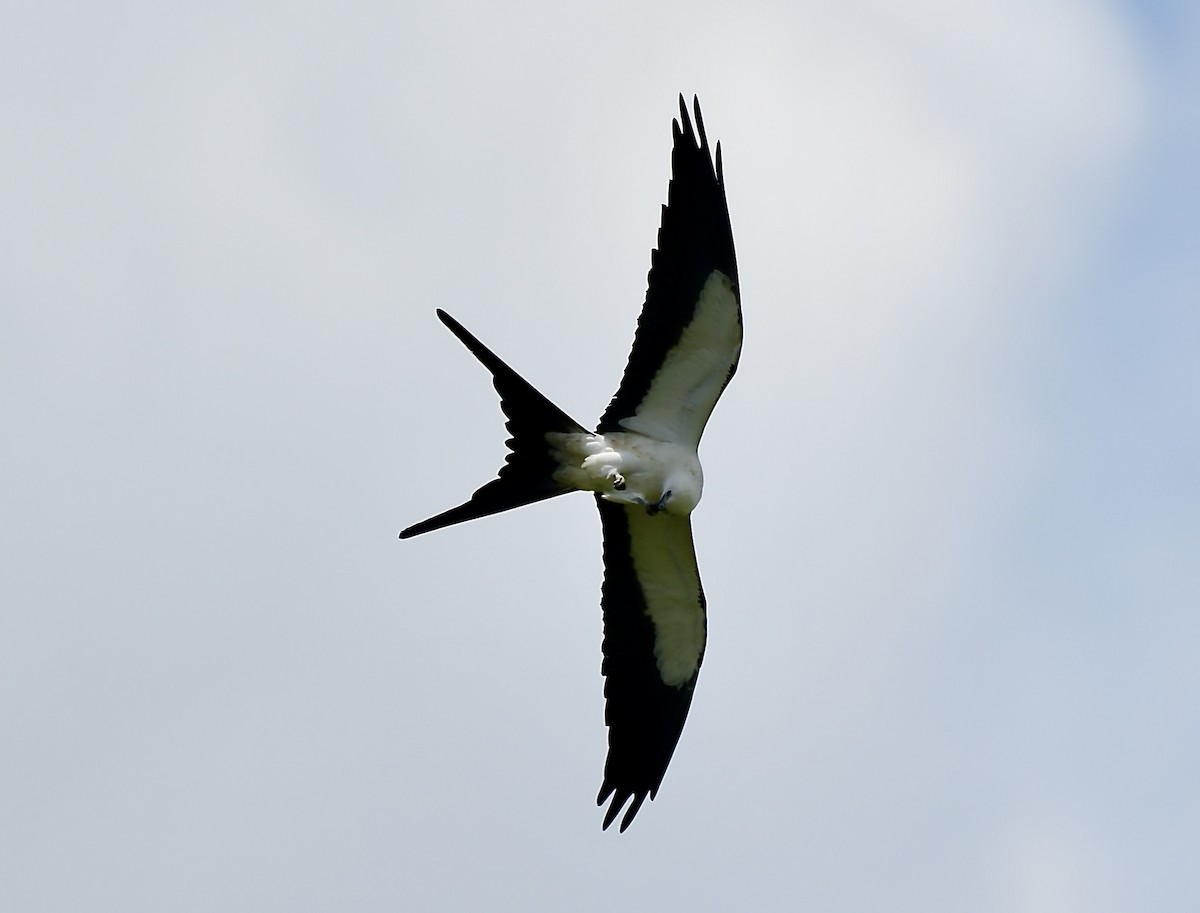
[645,490,672,516]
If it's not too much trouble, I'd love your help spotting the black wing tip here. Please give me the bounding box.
[691,96,708,151]
[598,784,650,833]
[673,94,710,153]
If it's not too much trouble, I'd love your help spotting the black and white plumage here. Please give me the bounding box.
[400,96,740,831]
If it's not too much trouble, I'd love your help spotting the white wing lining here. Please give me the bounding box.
[618,270,741,446]
[624,507,706,687]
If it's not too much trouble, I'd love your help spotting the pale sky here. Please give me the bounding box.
[2,1,1198,911]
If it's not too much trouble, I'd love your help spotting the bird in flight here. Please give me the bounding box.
[400,95,740,831]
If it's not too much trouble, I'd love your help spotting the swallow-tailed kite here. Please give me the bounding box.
[400,96,740,831]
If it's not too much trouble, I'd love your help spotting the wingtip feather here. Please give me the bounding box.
[598,785,648,833]
[691,95,708,151]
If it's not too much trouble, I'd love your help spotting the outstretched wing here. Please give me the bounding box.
[595,496,707,832]
[597,95,741,447]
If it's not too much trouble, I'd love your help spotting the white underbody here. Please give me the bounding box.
[547,431,703,516]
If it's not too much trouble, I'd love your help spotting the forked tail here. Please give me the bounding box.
[399,310,588,539]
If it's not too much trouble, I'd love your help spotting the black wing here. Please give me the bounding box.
[597,95,741,447]
[595,497,707,831]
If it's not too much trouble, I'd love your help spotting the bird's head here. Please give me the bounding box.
[650,474,700,516]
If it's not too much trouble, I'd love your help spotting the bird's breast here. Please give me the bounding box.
[547,431,702,514]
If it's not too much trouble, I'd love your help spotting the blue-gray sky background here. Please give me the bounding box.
[3,1,1197,910]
